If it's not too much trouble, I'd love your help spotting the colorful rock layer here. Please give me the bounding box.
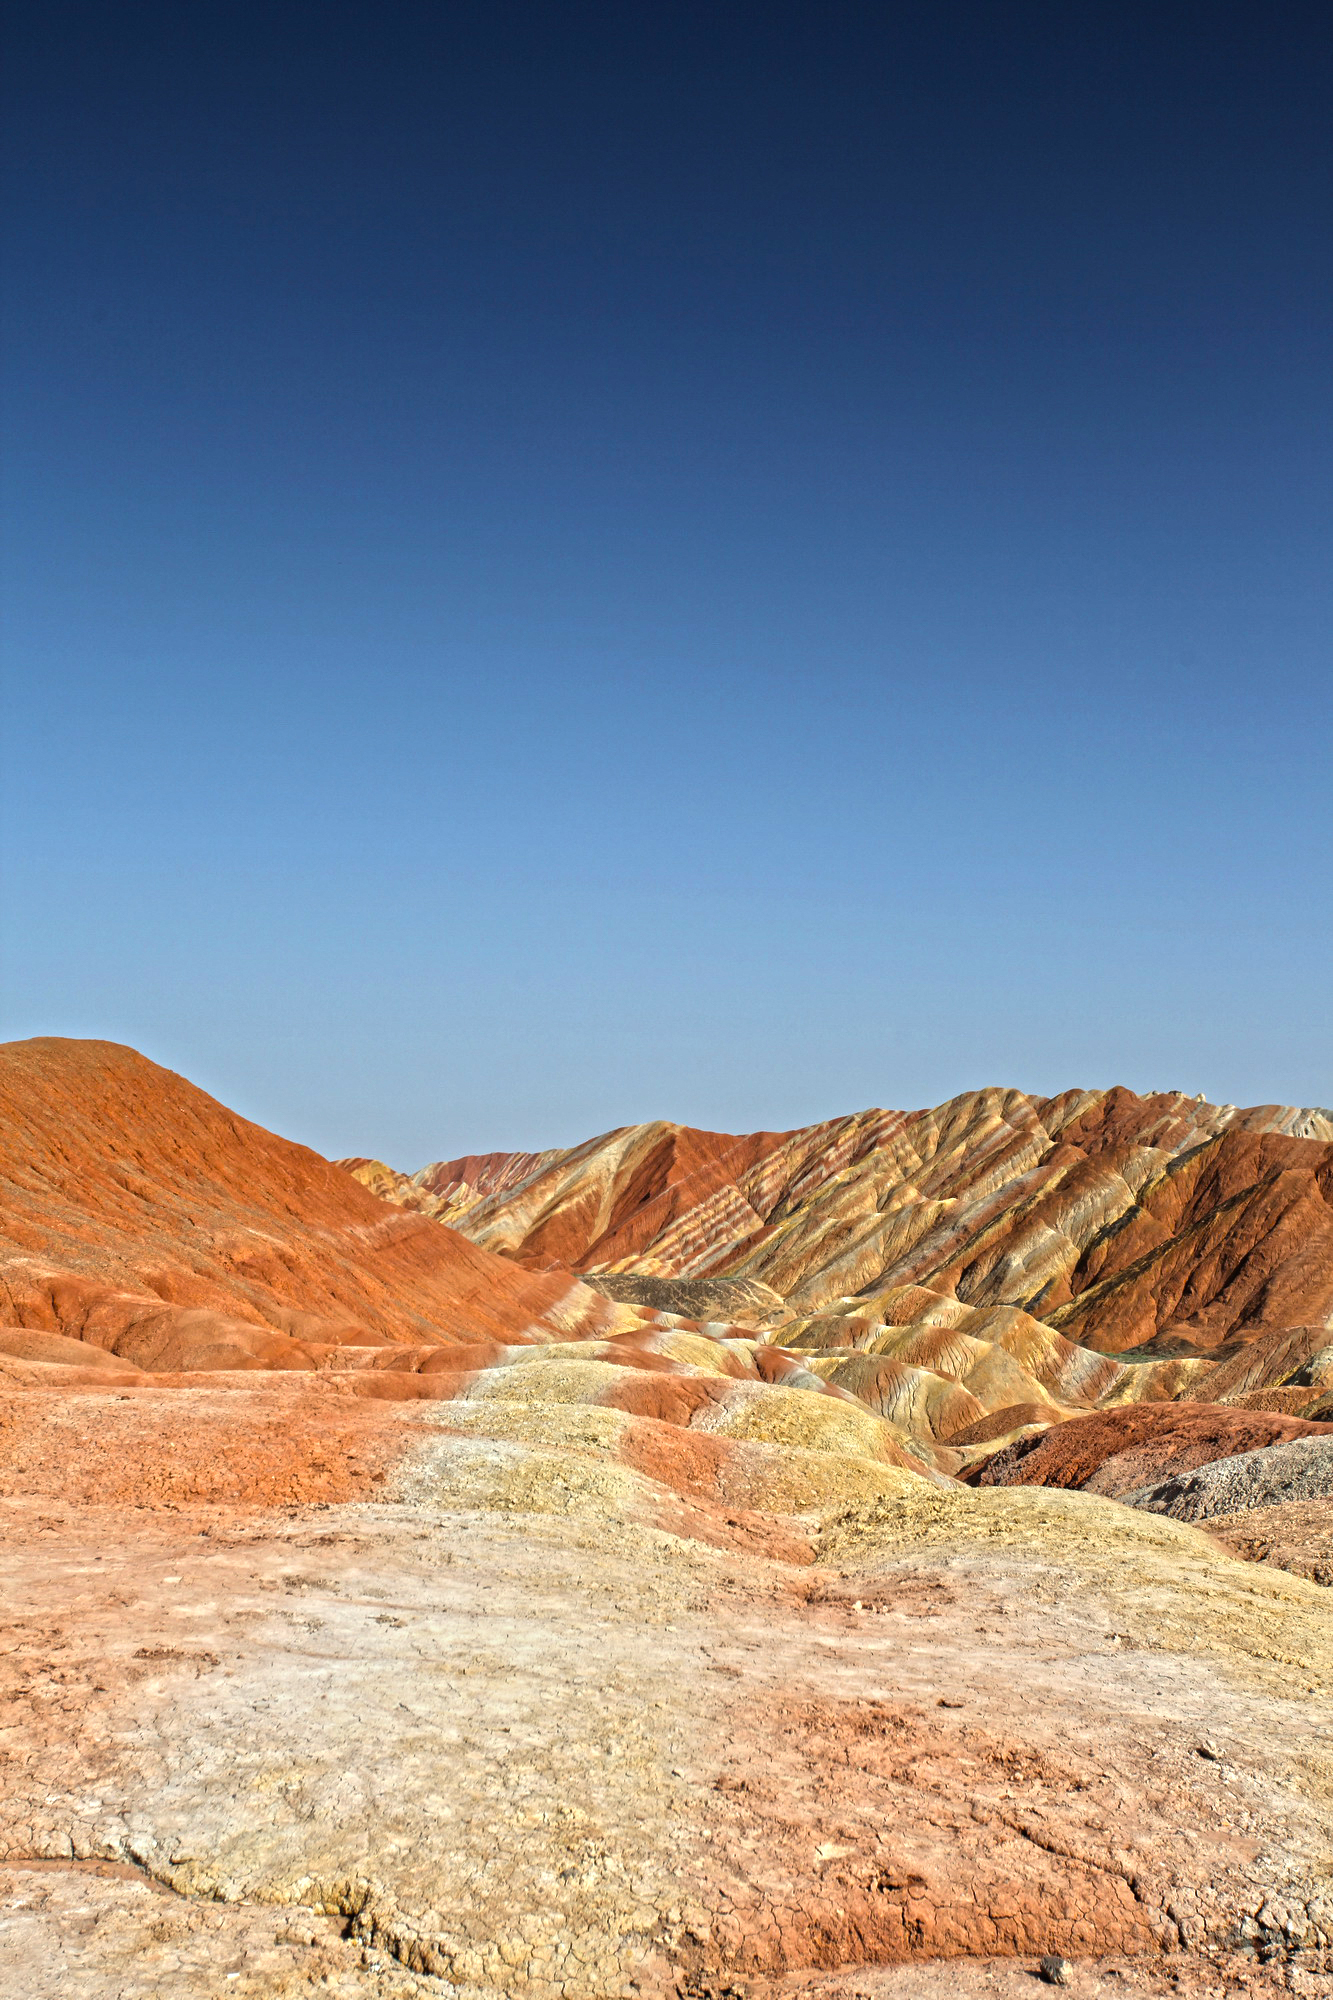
[347,1086,1333,1450]
[3,1040,1332,1999]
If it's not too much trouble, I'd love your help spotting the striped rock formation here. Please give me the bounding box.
[3,1041,1332,1999]
[367,1091,1333,1340]
[0,1039,946,1477]
[348,1089,1333,1450]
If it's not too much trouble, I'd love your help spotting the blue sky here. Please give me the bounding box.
[3,1,1330,1163]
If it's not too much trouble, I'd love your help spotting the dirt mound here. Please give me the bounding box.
[0,1328,140,1373]
[966,1401,1333,1494]
[1207,1497,1333,1587]
[1123,1436,1333,1521]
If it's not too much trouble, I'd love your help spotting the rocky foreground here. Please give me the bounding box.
[1,1040,1331,1998]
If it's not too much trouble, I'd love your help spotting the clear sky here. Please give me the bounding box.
[3,1,1330,1165]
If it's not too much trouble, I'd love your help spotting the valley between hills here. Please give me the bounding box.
[2,1038,1332,1999]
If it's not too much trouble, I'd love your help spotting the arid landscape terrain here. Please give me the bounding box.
[3,1038,1332,1998]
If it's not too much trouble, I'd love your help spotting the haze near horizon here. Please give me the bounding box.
[3,1,1330,1165]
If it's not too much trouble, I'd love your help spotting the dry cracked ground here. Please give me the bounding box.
[2,1386,1331,2000]
[3,1040,1333,1997]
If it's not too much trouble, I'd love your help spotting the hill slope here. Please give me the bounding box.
[352,1086,1333,1358]
[0,1038,922,1470]
[0,1038,613,1362]
[3,1042,1332,1996]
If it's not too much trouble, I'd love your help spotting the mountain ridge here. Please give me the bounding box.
[4,1038,1333,1994]
[342,1084,1333,1355]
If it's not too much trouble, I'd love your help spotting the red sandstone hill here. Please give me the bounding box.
[7,1040,1333,1469]
[0,1039,940,1476]
[5,1045,1333,1998]
[0,1038,607,1368]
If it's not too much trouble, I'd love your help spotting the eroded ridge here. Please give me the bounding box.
[1,1039,1331,1997]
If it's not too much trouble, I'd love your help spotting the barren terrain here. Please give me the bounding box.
[2,1041,1331,1996]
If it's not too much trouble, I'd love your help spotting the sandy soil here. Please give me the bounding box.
[1,1387,1331,1999]
[1208,1497,1333,1588]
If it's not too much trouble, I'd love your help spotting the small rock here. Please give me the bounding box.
[1039,1954,1072,1986]
[1196,1741,1221,1760]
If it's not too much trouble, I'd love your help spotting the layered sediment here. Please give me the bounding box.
[368,1089,1333,1360]
[2,1040,1331,1998]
